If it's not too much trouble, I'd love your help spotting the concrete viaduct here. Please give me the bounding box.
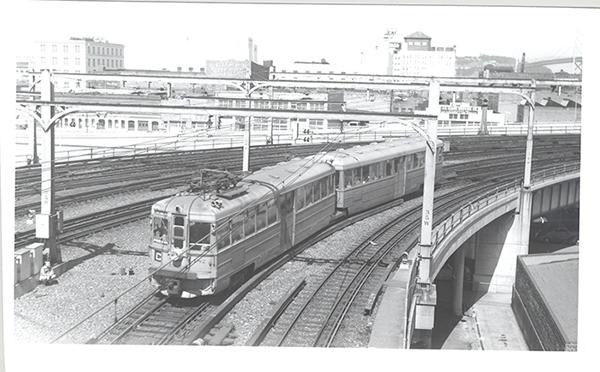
[370,164,580,348]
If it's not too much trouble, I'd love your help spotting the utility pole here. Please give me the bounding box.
[523,84,536,190]
[242,82,252,172]
[413,80,440,349]
[29,74,39,164]
[418,80,439,285]
[36,70,62,264]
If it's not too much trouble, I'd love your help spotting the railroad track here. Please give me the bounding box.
[90,291,215,345]
[15,136,579,198]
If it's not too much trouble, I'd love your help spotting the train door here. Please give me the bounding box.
[279,191,295,250]
[170,214,187,269]
[395,157,406,197]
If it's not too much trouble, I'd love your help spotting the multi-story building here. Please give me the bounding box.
[389,31,456,77]
[32,37,124,89]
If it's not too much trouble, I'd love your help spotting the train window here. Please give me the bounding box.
[362,166,370,183]
[216,224,230,250]
[267,200,277,225]
[231,216,244,244]
[245,209,256,236]
[174,227,184,239]
[174,216,185,226]
[386,160,393,176]
[313,182,320,203]
[335,172,340,190]
[256,204,267,230]
[412,154,419,169]
[305,184,313,205]
[344,170,353,188]
[353,168,361,185]
[189,222,210,248]
[152,217,168,241]
[320,178,328,199]
[296,188,305,209]
[395,158,402,173]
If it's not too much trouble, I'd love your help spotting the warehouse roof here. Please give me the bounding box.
[519,248,579,346]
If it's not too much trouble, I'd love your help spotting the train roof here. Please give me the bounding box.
[152,157,334,222]
[243,156,334,192]
[321,137,443,169]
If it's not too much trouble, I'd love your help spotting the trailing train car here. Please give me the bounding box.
[148,157,336,297]
[148,138,444,297]
[322,138,444,215]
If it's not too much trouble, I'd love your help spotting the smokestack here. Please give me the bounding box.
[520,52,526,73]
[248,37,254,62]
[254,45,258,63]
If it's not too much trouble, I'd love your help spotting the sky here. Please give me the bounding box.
[11,1,589,72]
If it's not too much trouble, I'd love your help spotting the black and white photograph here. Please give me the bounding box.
[1,0,599,371]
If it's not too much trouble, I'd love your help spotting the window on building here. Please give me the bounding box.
[138,120,148,131]
[449,113,458,119]
[40,57,46,65]
[309,102,325,111]
[308,119,324,130]
[92,59,95,67]
[75,58,80,65]
[272,118,288,131]
[52,57,57,65]
[459,113,468,120]
[75,45,80,53]
[40,44,46,52]
[272,101,286,110]
[252,117,269,131]
[52,45,57,53]
[63,45,68,53]
[64,57,68,65]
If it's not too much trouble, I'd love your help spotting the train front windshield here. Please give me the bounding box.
[153,216,169,243]
[189,222,211,249]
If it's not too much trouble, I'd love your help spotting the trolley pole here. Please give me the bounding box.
[418,81,439,286]
[36,70,62,264]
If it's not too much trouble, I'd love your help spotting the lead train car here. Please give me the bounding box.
[148,138,443,297]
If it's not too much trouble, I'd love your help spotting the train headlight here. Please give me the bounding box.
[154,250,162,262]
